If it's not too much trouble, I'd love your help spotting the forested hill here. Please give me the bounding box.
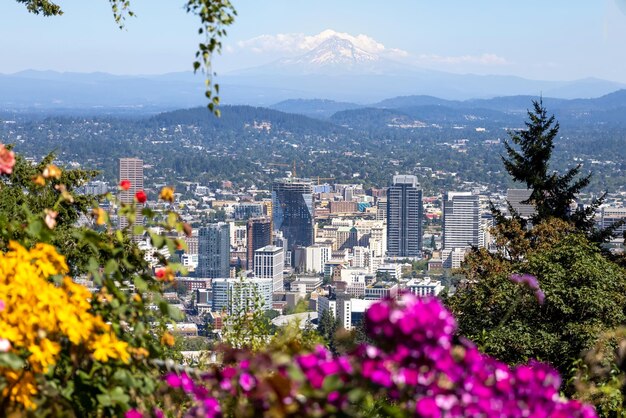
[2,103,626,195]
[151,105,346,135]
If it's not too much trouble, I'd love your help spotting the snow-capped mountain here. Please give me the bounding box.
[232,35,413,76]
[279,36,378,68]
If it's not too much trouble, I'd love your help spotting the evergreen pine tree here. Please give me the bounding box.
[501,99,617,238]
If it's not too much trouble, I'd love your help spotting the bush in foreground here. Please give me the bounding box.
[137,294,596,417]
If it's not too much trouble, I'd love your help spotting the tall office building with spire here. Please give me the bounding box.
[386,175,423,257]
[119,158,144,229]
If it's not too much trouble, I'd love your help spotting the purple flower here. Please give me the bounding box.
[203,397,221,418]
[510,273,545,305]
[180,372,194,393]
[327,391,340,403]
[535,289,546,304]
[416,398,441,418]
[366,302,390,323]
[124,410,143,418]
[165,373,181,388]
[239,373,255,392]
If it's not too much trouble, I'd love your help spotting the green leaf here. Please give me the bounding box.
[104,259,119,275]
[0,353,26,370]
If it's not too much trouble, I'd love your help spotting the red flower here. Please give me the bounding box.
[135,190,147,203]
[120,180,131,191]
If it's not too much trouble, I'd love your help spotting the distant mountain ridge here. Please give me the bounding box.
[2,63,626,113]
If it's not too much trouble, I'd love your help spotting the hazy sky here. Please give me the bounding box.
[2,0,626,82]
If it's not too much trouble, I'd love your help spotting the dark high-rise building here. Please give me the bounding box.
[506,188,536,219]
[246,217,272,270]
[386,175,423,257]
[197,222,230,278]
[272,178,314,254]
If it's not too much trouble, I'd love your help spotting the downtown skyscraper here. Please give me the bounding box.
[197,222,230,279]
[386,175,423,257]
[118,158,144,229]
[272,178,314,257]
[246,217,272,270]
[442,191,480,250]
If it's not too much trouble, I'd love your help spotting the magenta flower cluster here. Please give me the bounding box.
[132,293,596,417]
[510,273,545,304]
[357,293,594,417]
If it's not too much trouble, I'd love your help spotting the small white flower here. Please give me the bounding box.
[0,338,12,352]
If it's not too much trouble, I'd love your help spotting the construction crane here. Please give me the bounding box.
[315,176,335,185]
[267,161,298,178]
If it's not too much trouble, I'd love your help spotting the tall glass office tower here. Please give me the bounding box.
[272,178,314,254]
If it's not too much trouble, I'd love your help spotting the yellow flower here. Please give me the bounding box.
[0,242,131,409]
[161,332,175,347]
[31,175,46,186]
[42,164,62,179]
[28,339,60,372]
[129,346,150,359]
[92,207,107,225]
[3,371,37,410]
[90,332,130,363]
[159,186,175,202]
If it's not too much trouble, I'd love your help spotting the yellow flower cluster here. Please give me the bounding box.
[0,242,130,409]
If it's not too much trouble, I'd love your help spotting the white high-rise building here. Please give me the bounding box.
[211,278,273,314]
[254,245,285,292]
[304,244,331,274]
[442,191,480,250]
[119,158,144,229]
[406,277,444,297]
[601,207,626,240]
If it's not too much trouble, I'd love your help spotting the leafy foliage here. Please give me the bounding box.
[0,150,189,416]
[447,218,626,393]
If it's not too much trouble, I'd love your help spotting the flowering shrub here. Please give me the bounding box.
[0,242,129,409]
[140,294,596,417]
[0,147,188,415]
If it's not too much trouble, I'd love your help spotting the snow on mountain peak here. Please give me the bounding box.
[280,36,379,68]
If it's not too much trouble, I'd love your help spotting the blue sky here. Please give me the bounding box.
[2,0,626,82]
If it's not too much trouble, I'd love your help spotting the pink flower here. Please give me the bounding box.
[165,373,181,388]
[0,299,5,312]
[204,397,221,417]
[239,373,255,392]
[416,398,441,418]
[0,144,15,175]
[124,409,143,418]
[535,289,546,304]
